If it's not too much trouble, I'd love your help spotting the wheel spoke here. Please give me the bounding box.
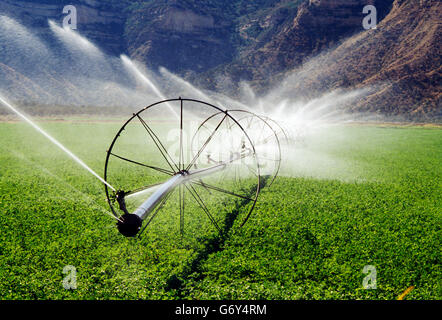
[179,184,185,235]
[109,152,174,176]
[138,190,173,237]
[247,116,253,129]
[186,113,227,171]
[257,155,280,162]
[254,120,267,147]
[179,99,184,171]
[256,132,277,146]
[185,184,221,233]
[136,114,180,172]
[224,150,254,165]
[245,163,259,177]
[197,178,213,194]
[190,180,254,201]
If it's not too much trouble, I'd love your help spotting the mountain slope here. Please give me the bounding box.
[264,0,441,119]
[0,0,440,120]
[124,0,237,73]
[237,0,394,78]
[192,0,440,119]
[0,0,127,55]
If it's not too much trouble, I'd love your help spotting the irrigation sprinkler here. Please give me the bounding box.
[104,98,285,237]
[115,163,232,237]
[192,109,284,187]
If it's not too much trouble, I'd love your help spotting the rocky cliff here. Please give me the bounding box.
[0,0,440,120]
[125,1,235,73]
[264,0,441,119]
[192,0,440,119]
[0,0,126,55]
[238,0,394,78]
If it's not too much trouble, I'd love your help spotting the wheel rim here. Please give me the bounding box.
[104,98,261,234]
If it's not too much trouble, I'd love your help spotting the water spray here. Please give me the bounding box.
[121,55,180,119]
[0,95,116,192]
[0,15,370,237]
[104,98,286,237]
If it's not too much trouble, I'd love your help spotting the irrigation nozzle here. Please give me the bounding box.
[117,213,143,237]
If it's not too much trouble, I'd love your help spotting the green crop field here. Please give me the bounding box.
[0,121,440,300]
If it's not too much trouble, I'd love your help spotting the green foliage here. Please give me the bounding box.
[182,126,442,299]
[0,122,440,299]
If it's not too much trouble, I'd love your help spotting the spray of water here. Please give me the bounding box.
[121,55,179,119]
[155,67,372,181]
[0,15,378,184]
[11,150,121,221]
[160,67,216,104]
[48,20,102,57]
[0,95,116,191]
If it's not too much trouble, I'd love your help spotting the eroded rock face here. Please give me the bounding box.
[0,0,439,119]
[192,0,440,119]
[160,8,215,32]
[125,4,234,74]
[236,0,394,78]
[0,0,126,55]
[264,0,442,118]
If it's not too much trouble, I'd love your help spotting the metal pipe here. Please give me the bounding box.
[117,158,234,237]
[134,163,226,220]
[133,174,183,219]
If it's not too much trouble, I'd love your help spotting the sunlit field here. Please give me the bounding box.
[0,121,440,299]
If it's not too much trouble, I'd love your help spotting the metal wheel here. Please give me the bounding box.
[193,109,283,188]
[104,98,261,236]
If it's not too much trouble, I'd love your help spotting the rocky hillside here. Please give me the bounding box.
[229,0,394,80]
[193,0,440,119]
[124,0,236,74]
[264,0,441,119]
[0,0,127,54]
[0,0,440,120]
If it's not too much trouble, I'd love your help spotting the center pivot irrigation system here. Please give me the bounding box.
[104,98,287,237]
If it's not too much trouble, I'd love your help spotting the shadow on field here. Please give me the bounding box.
[165,176,270,297]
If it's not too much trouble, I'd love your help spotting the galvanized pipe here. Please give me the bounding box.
[133,163,226,220]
